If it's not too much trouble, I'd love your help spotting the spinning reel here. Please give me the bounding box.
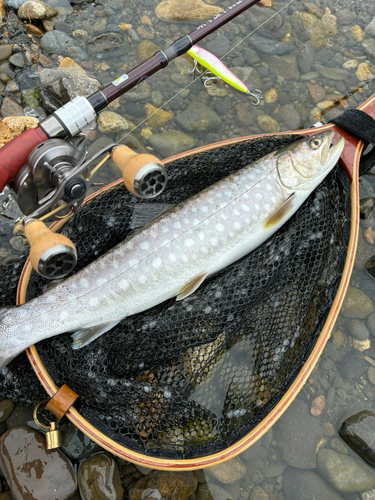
[11,138,167,280]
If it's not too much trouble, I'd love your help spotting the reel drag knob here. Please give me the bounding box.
[24,219,77,279]
[111,145,167,199]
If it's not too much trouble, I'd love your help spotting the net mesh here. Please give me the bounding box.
[0,135,351,459]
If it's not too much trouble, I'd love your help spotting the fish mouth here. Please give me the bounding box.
[325,135,345,166]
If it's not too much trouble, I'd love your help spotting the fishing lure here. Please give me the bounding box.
[187,45,263,105]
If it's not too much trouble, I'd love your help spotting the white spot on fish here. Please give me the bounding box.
[243,193,249,199]
[127,241,134,250]
[225,191,232,197]
[234,222,242,230]
[174,221,182,229]
[241,204,250,212]
[96,277,106,287]
[264,203,270,211]
[24,324,33,332]
[59,310,69,321]
[185,239,194,247]
[162,226,169,233]
[203,220,209,226]
[266,184,273,191]
[202,247,208,254]
[141,241,150,250]
[169,254,176,262]
[162,239,170,246]
[271,196,276,203]
[193,219,200,225]
[184,218,190,225]
[216,192,222,198]
[89,297,100,307]
[255,204,260,210]
[139,275,147,284]
[201,206,209,213]
[198,232,205,241]
[119,279,129,289]
[215,223,224,232]
[129,259,138,267]
[211,237,218,246]
[152,257,162,268]
[181,254,188,262]
[229,232,234,237]
[256,193,263,200]
[80,279,88,287]
[111,260,119,269]
[219,202,227,209]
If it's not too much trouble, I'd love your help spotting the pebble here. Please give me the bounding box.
[250,485,269,500]
[317,65,350,81]
[356,63,373,82]
[206,456,247,484]
[278,104,301,129]
[330,437,349,455]
[18,0,58,20]
[97,111,129,133]
[0,45,12,63]
[8,53,25,69]
[145,103,173,128]
[342,351,367,380]
[348,319,370,340]
[0,116,38,146]
[340,410,375,469]
[257,115,279,133]
[367,313,375,337]
[40,30,75,56]
[0,426,77,500]
[175,102,222,132]
[364,228,375,245]
[351,25,364,43]
[332,329,345,348]
[79,452,124,500]
[341,287,375,319]
[206,34,231,59]
[155,0,223,23]
[318,449,375,493]
[129,470,197,500]
[264,88,278,103]
[310,395,325,416]
[353,338,371,352]
[148,130,195,157]
[39,68,100,103]
[297,40,315,73]
[366,15,375,38]
[60,421,101,460]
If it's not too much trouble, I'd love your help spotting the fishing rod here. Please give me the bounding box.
[0,0,262,279]
[0,0,261,196]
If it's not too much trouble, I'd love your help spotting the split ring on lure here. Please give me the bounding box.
[187,45,263,105]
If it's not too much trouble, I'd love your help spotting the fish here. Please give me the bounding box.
[0,131,344,370]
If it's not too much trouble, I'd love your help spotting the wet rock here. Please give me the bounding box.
[292,11,327,48]
[360,178,374,199]
[18,0,58,20]
[0,400,14,423]
[38,53,53,67]
[4,0,23,7]
[155,0,223,22]
[367,313,375,337]
[257,115,279,133]
[196,482,232,500]
[355,230,375,271]
[250,486,268,500]
[175,102,221,132]
[297,40,315,73]
[337,7,356,26]
[145,103,174,127]
[0,426,77,500]
[246,5,287,40]
[340,411,375,468]
[0,117,38,147]
[230,66,262,92]
[341,287,375,319]
[79,452,123,500]
[366,255,375,281]
[86,32,128,56]
[278,104,301,130]
[366,16,375,38]
[148,130,195,157]
[8,53,25,69]
[5,80,19,94]
[39,68,100,103]
[316,65,351,81]
[40,89,61,113]
[283,468,343,500]
[348,319,370,340]
[137,40,161,63]
[0,45,12,63]
[321,10,337,37]
[97,111,129,133]
[267,53,299,81]
[342,350,367,380]
[305,82,326,103]
[20,88,42,109]
[129,470,197,500]
[0,61,15,76]
[40,30,75,56]
[25,23,44,35]
[248,34,294,55]
[206,35,230,59]
[206,456,247,484]
[351,25,364,43]
[263,461,287,478]
[278,399,324,468]
[317,448,375,493]
[60,421,101,460]
[310,395,325,416]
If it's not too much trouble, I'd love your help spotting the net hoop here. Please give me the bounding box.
[17,126,360,470]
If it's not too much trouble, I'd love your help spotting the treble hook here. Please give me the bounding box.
[246,89,263,106]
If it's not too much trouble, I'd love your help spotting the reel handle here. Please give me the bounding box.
[24,219,77,279]
[0,126,48,193]
[111,145,167,199]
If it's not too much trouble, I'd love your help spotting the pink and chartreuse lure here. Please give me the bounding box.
[187,45,261,100]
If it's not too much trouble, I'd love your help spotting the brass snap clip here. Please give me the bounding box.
[33,399,62,450]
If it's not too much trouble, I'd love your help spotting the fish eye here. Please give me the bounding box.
[310,138,322,149]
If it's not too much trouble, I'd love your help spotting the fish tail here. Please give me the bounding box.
[0,307,20,371]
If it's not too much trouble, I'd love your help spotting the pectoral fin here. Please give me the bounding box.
[176,273,208,301]
[71,320,120,349]
[263,193,296,230]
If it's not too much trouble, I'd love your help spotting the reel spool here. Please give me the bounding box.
[12,138,167,279]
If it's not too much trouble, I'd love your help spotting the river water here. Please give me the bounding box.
[2,0,375,499]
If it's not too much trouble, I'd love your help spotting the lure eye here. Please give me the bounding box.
[310,138,322,149]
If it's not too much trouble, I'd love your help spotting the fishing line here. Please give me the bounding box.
[115,0,297,146]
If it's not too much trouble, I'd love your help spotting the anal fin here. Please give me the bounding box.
[263,193,296,230]
[71,320,120,350]
[176,273,208,301]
